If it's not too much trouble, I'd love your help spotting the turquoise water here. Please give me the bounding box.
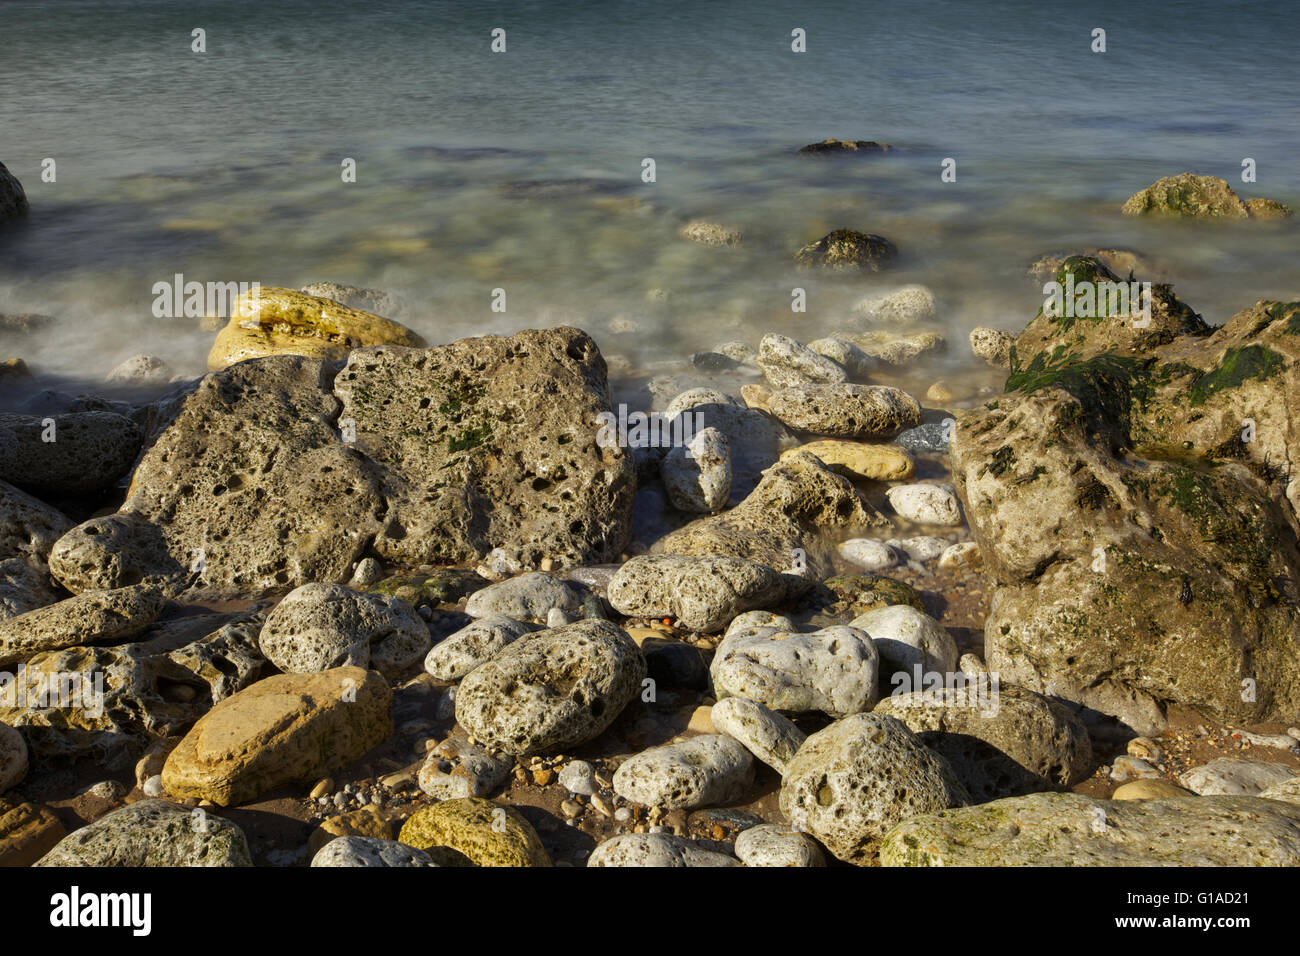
[2,0,1298,387]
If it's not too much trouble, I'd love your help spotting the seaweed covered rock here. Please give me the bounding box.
[794,229,898,272]
[207,286,423,369]
[36,799,251,867]
[1121,173,1290,220]
[398,797,550,867]
[334,328,635,570]
[953,298,1300,728]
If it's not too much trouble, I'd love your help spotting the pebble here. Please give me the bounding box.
[613,736,754,810]
[885,483,962,525]
[587,833,739,867]
[311,836,436,868]
[464,573,584,621]
[560,760,600,797]
[607,554,785,634]
[1110,755,1160,783]
[710,697,806,774]
[887,535,948,562]
[849,605,958,678]
[1112,779,1195,801]
[780,440,914,481]
[937,541,982,570]
[309,778,335,800]
[734,824,826,867]
[838,538,898,571]
[757,334,847,388]
[661,427,732,513]
[142,775,165,798]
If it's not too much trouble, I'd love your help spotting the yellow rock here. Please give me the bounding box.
[307,806,394,855]
[206,286,424,370]
[740,384,773,412]
[781,440,914,481]
[687,705,715,735]
[399,797,551,867]
[161,667,392,807]
[1112,779,1195,801]
[0,797,66,867]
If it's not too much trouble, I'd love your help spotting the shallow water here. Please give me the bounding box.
[2,0,1298,390]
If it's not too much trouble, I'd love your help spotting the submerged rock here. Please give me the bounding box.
[0,161,29,223]
[1121,173,1289,219]
[794,229,898,272]
[798,138,892,155]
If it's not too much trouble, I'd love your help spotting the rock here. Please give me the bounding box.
[782,440,914,482]
[807,338,873,378]
[424,615,534,681]
[795,573,926,630]
[1121,173,1252,219]
[1027,248,1160,283]
[849,605,958,678]
[298,282,406,317]
[881,792,1300,866]
[1245,197,1293,220]
[370,568,488,609]
[1179,758,1299,796]
[969,327,1014,367]
[608,554,786,634]
[757,334,847,387]
[417,731,513,800]
[0,411,142,496]
[206,286,423,369]
[258,583,429,677]
[780,713,968,864]
[725,610,797,635]
[0,161,29,222]
[47,513,186,595]
[0,721,27,792]
[661,427,731,512]
[766,384,921,440]
[106,355,175,385]
[587,832,738,866]
[337,329,635,570]
[874,684,1094,800]
[642,636,710,691]
[455,619,645,755]
[838,538,897,571]
[798,139,892,155]
[0,796,66,866]
[895,422,951,454]
[311,835,434,867]
[715,342,757,365]
[885,483,962,525]
[854,285,936,325]
[1259,778,1300,806]
[613,735,754,809]
[0,558,60,621]
[0,610,265,764]
[953,298,1300,726]
[1112,779,1194,800]
[465,573,585,622]
[36,799,251,866]
[0,585,166,668]
[306,806,393,854]
[559,759,597,796]
[937,541,981,570]
[399,797,550,866]
[161,667,392,806]
[888,535,948,562]
[1110,754,1159,783]
[835,330,946,366]
[680,221,741,246]
[794,230,898,272]
[653,453,887,585]
[734,823,825,866]
[710,697,806,773]
[0,478,72,568]
[712,624,879,717]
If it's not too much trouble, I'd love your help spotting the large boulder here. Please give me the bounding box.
[36,799,251,866]
[953,297,1300,727]
[0,585,166,668]
[161,666,392,806]
[334,328,635,570]
[206,286,424,370]
[0,411,143,496]
[881,792,1300,866]
[0,161,28,223]
[0,479,71,568]
[455,619,645,755]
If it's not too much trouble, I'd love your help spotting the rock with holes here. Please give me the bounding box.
[0,585,166,668]
[794,230,898,272]
[299,282,407,318]
[734,824,825,867]
[854,285,936,325]
[424,615,535,681]
[588,833,739,867]
[765,384,921,439]
[0,610,266,765]
[711,624,879,718]
[757,334,847,388]
[0,559,60,621]
[885,483,962,525]
[661,427,731,513]
[455,619,645,755]
[258,583,429,677]
[613,735,754,809]
[162,666,392,806]
[335,328,635,571]
[780,713,969,864]
[849,605,958,679]
[36,799,251,866]
[398,797,550,866]
[0,411,142,496]
[608,555,786,634]
[311,836,435,867]
[881,792,1300,866]
[873,684,1093,801]
[0,721,27,793]
[47,513,186,595]
[0,479,71,569]
[417,731,514,800]
[709,697,806,774]
[970,327,1014,368]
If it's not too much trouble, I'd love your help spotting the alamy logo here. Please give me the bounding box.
[151,274,260,319]
[50,886,151,936]
[888,665,1000,718]
[595,404,705,452]
[0,666,105,718]
[1043,275,1152,327]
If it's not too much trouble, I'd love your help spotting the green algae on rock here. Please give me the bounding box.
[398,797,550,866]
